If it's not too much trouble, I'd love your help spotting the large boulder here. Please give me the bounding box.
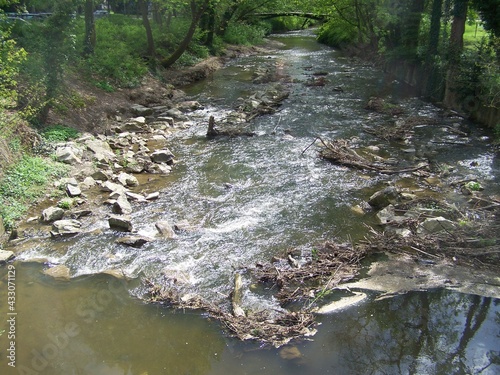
[41,207,65,223]
[91,170,111,182]
[117,172,139,187]
[112,194,132,215]
[100,181,128,195]
[150,149,175,164]
[116,235,154,248]
[131,104,154,116]
[368,186,400,209]
[116,122,146,133]
[417,217,456,234]
[161,108,187,120]
[177,101,203,112]
[51,219,82,237]
[85,139,116,163]
[155,221,176,238]
[66,183,82,197]
[81,176,97,190]
[55,146,82,165]
[126,191,147,202]
[43,265,71,281]
[108,215,133,232]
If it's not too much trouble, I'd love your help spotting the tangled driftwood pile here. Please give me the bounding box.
[145,241,369,347]
[318,138,428,174]
[255,242,366,306]
[146,278,317,347]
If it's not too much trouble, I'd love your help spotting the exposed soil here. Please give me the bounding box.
[46,45,269,135]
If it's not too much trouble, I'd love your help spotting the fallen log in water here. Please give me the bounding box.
[232,273,246,317]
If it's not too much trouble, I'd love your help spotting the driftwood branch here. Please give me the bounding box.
[318,138,428,174]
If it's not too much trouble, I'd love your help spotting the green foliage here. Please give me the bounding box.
[223,22,268,45]
[465,181,482,191]
[78,15,148,88]
[0,26,27,109]
[317,20,358,48]
[57,197,75,209]
[456,37,500,110]
[0,155,68,229]
[41,124,80,142]
[267,17,310,33]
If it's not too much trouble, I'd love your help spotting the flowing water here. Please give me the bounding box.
[1,30,499,374]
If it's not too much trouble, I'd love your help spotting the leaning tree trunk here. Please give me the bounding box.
[161,0,209,68]
[443,0,468,107]
[83,0,96,56]
[425,0,444,99]
[139,0,155,58]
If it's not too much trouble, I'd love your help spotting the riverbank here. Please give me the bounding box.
[0,43,271,240]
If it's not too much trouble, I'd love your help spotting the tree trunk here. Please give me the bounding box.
[201,4,216,49]
[152,1,162,25]
[424,0,444,99]
[427,0,443,57]
[449,0,468,54]
[161,0,209,68]
[83,0,96,56]
[402,0,425,57]
[139,0,155,58]
[443,0,468,107]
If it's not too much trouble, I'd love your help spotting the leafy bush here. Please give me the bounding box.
[317,20,359,48]
[0,25,27,109]
[57,197,75,209]
[41,124,80,142]
[77,15,148,88]
[267,17,310,33]
[457,37,500,111]
[223,22,268,45]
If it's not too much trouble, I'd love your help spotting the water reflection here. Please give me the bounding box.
[3,264,498,374]
[208,290,500,375]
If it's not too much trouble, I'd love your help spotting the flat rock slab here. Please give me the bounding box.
[342,253,500,300]
[50,219,82,237]
[43,265,71,281]
[0,250,15,263]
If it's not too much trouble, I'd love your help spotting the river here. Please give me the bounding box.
[1,29,499,374]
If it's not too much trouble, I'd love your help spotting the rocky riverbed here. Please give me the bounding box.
[1,40,499,348]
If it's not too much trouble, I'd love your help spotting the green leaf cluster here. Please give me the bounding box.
[41,124,80,142]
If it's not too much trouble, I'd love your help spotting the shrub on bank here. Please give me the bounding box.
[317,19,359,48]
[223,22,269,45]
